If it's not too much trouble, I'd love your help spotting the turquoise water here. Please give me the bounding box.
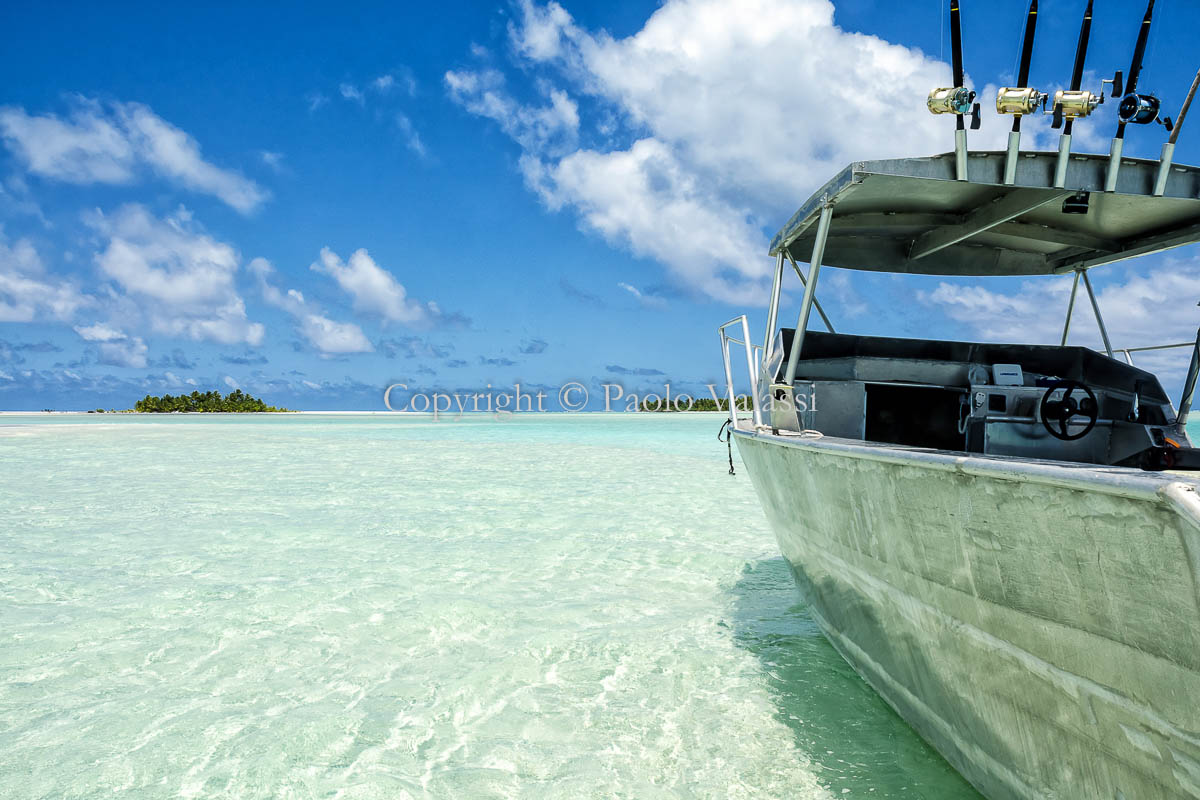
[0,413,978,799]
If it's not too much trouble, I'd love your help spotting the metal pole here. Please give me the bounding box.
[1080,269,1114,357]
[1154,68,1200,196]
[740,315,762,429]
[785,251,836,333]
[1004,130,1021,185]
[719,331,738,428]
[1177,327,1200,432]
[761,252,785,364]
[784,204,833,386]
[1061,269,1081,345]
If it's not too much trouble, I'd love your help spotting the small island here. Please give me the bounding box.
[132,389,292,413]
[639,397,751,412]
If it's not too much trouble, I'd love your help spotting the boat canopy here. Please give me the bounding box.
[770,150,1200,276]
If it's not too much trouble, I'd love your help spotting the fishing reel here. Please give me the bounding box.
[1049,89,1103,128]
[927,87,981,129]
[997,87,1048,116]
[1107,70,1173,130]
[1118,93,1173,130]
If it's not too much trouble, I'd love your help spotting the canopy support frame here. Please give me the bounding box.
[784,203,834,386]
[1061,270,1081,345]
[1081,269,1114,358]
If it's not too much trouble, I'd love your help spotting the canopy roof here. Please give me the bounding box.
[770,150,1200,275]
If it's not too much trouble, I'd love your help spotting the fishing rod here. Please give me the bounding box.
[1154,69,1200,195]
[1106,0,1172,192]
[1048,0,1105,188]
[927,0,980,181]
[997,0,1047,185]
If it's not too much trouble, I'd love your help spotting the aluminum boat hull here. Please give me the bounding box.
[735,430,1200,799]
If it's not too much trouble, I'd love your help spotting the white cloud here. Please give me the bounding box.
[395,114,427,158]
[525,139,766,302]
[617,281,666,308]
[0,99,268,213]
[224,375,240,390]
[297,313,374,354]
[88,205,264,345]
[445,69,579,155]
[73,322,126,342]
[448,0,1035,303]
[260,151,286,172]
[250,257,373,355]
[919,261,1200,379]
[73,323,148,368]
[0,235,89,322]
[311,247,434,325]
[374,70,417,96]
[340,83,365,104]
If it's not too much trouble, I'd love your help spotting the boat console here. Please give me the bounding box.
[767,329,1196,470]
[714,149,1200,473]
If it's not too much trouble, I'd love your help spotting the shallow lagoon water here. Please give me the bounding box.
[1,413,980,798]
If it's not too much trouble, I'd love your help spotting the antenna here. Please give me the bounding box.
[1107,0,1167,192]
[996,0,1046,184]
[1050,0,1101,188]
[927,0,980,181]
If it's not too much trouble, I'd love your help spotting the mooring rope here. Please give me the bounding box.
[718,418,735,475]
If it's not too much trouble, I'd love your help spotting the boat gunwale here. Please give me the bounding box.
[731,427,1200,509]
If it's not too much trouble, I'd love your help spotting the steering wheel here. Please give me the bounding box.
[1039,379,1099,441]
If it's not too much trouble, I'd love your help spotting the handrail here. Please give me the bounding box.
[718,316,763,430]
[1113,341,1194,366]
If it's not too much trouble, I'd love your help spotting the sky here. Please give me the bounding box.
[2,0,1200,411]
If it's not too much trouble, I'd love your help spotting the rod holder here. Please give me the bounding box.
[954,129,969,181]
[1053,134,1072,188]
[1105,137,1124,192]
[1003,130,1021,185]
[1153,141,1176,196]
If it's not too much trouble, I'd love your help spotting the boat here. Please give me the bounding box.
[718,2,1200,797]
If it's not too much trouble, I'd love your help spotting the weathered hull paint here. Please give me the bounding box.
[735,430,1200,800]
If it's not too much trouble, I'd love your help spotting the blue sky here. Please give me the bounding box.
[2,0,1199,410]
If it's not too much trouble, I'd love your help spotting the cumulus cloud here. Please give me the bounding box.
[0,235,89,322]
[73,322,148,368]
[249,257,373,355]
[445,68,579,155]
[919,261,1200,378]
[0,99,268,213]
[311,246,437,326]
[87,205,264,345]
[447,0,1030,303]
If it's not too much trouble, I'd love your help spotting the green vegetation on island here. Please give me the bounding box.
[133,389,292,413]
[638,396,752,412]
